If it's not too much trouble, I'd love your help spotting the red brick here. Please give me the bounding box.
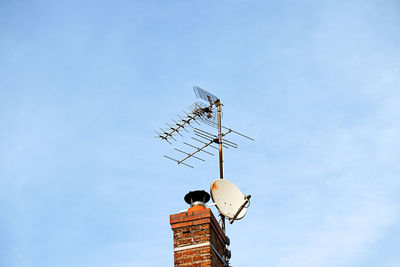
[171,208,227,267]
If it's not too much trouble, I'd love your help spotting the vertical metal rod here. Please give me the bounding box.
[217,100,224,180]
[216,99,226,234]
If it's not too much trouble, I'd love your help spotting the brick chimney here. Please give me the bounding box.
[170,191,229,266]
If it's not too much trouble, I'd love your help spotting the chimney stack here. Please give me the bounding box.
[170,190,229,266]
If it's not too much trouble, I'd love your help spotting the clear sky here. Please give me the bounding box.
[1,0,399,266]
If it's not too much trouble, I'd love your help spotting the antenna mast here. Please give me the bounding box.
[215,99,226,232]
[155,86,254,234]
[216,99,224,180]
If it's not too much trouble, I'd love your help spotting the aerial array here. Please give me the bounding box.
[155,86,253,233]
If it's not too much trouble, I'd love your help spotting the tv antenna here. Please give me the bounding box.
[155,86,253,233]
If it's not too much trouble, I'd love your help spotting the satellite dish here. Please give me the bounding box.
[210,179,251,222]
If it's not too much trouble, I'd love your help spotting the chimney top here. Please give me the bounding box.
[184,190,210,211]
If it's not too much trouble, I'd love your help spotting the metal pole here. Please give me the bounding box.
[216,99,226,234]
[217,100,224,180]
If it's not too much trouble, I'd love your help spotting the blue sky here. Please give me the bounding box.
[1,0,399,266]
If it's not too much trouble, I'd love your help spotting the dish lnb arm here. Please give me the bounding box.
[229,195,251,224]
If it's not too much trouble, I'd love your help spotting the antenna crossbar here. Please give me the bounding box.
[175,137,219,165]
[191,137,219,150]
[184,142,215,156]
[164,155,194,168]
[194,128,217,139]
[174,148,205,161]
[194,132,230,149]
[222,138,238,148]
[197,120,255,141]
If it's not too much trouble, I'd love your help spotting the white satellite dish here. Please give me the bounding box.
[210,179,251,223]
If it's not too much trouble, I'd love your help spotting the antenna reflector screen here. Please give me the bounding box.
[193,86,218,103]
[210,179,247,220]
